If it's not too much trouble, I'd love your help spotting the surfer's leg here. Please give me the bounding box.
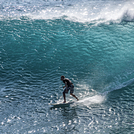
[70,93,79,101]
[70,86,79,101]
[63,88,68,103]
[63,92,66,103]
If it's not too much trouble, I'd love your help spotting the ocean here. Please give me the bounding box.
[0,0,134,133]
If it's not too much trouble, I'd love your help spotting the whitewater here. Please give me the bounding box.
[0,0,134,133]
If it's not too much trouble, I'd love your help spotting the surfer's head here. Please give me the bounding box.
[61,75,65,81]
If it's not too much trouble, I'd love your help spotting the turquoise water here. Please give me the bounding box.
[0,0,134,133]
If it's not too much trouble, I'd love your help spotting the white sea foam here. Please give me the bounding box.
[78,95,105,106]
[25,1,134,23]
[0,0,134,23]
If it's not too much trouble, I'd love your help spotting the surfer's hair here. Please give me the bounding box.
[61,75,65,79]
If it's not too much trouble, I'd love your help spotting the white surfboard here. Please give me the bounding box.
[50,101,74,108]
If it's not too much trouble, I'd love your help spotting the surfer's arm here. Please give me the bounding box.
[62,81,68,90]
[65,82,68,88]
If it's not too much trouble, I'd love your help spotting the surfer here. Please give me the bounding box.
[61,75,79,103]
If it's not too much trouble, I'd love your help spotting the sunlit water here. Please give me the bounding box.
[0,0,134,133]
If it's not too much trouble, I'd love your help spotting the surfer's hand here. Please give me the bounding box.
[63,86,65,88]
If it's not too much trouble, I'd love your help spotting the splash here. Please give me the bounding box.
[78,95,105,106]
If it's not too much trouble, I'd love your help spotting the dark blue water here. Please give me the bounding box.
[0,0,134,133]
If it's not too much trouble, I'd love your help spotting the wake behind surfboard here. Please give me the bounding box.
[50,101,74,108]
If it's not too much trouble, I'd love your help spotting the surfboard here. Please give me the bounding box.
[50,101,74,108]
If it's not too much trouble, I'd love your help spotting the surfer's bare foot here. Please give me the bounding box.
[63,101,66,103]
[77,98,79,101]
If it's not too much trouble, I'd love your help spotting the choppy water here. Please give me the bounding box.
[0,0,134,133]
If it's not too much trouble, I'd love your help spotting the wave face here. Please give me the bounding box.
[0,0,134,133]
